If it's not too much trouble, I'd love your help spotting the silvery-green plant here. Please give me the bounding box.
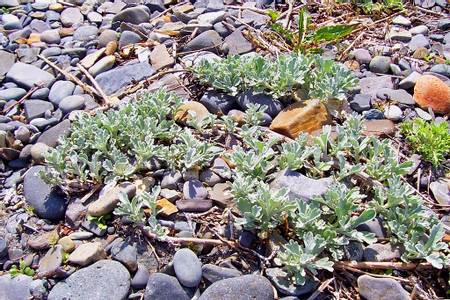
[114,185,167,236]
[363,137,412,182]
[227,137,278,180]
[192,53,357,101]
[243,103,268,126]
[275,233,334,286]
[42,89,183,187]
[305,57,358,101]
[162,128,223,171]
[232,179,296,235]
[278,133,314,170]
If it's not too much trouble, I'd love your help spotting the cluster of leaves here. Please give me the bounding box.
[9,260,35,278]
[267,8,353,53]
[352,0,404,15]
[114,185,167,236]
[41,89,223,187]
[400,118,450,167]
[228,114,449,286]
[192,53,357,101]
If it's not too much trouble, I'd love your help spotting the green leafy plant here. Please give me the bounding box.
[267,8,353,52]
[41,89,184,188]
[400,119,450,167]
[232,179,296,236]
[192,53,357,102]
[114,186,166,236]
[351,0,404,14]
[9,260,35,278]
[161,128,223,171]
[275,234,334,286]
[87,214,111,230]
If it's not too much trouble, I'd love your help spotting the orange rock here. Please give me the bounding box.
[27,33,41,44]
[174,101,209,123]
[156,198,178,216]
[59,27,74,37]
[363,119,395,137]
[269,99,331,139]
[413,75,450,114]
[105,41,117,55]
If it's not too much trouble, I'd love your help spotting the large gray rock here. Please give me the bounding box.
[183,30,223,53]
[95,62,155,95]
[144,273,190,300]
[202,264,241,283]
[24,100,54,120]
[24,166,68,221]
[357,275,410,300]
[200,91,236,114]
[112,6,150,29]
[270,169,333,202]
[0,274,33,300]
[48,260,130,300]
[36,119,71,147]
[38,245,64,276]
[6,62,55,89]
[198,275,274,300]
[111,240,138,272]
[60,7,83,27]
[225,29,254,55]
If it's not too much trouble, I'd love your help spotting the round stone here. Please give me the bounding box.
[173,248,202,287]
[58,95,85,114]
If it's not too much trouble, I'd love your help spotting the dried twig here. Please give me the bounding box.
[38,54,101,98]
[76,63,110,105]
[414,5,447,17]
[2,85,40,114]
[336,264,410,283]
[306,278,335,300]
[149,1,189,24]
[112,69,187,99]
[283,0,295,29]
[335,261,433,271]
[338,31,364,60]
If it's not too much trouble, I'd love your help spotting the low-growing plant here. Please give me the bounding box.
[192,53,357,102]
[352,0,404,15]
[400,119,450,167]
[228,114,449,286]
[161,128,223,171]
[232,179,296,236]
[41,89,183,188]
[114,185,166,236]
[275,234,334,286]
[87,214,111,231]
[9,260,35,278]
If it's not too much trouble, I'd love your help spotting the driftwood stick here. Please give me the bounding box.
[76,63,110,105]
[142,227,228,246]
[38,54,101,98]
[283,0,295,29]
